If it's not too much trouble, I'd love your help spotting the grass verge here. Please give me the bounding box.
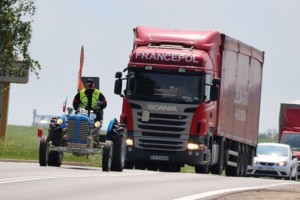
[0,125,102,167]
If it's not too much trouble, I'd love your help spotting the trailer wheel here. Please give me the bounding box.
[240,144,247,177]
[243,145,250,176]
[39,136,48,167]
[211,138,225,175]
[111,125,127,172]
[102,140,113,172]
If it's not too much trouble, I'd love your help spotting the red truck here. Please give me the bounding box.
[114,26,264,176]
[279,101,300,177]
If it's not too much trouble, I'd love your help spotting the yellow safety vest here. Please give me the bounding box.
[79,89,101,109]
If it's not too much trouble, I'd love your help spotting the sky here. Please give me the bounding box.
[6,0,300,133]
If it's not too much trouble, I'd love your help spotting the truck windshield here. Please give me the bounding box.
[282,133,300,151]
[126,71,204,104]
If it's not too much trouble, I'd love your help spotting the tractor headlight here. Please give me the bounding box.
[94,121,102,128]
[56,118,63,125]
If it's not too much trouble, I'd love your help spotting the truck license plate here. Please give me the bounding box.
[150,155,169,161]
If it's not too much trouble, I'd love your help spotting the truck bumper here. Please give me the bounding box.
[125,146,207,166]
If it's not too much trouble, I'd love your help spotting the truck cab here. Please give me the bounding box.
[279,106,300,177]
[114,26,264,175]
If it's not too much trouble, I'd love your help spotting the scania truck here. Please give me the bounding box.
[114,26,264,176]
[279,101,300,177]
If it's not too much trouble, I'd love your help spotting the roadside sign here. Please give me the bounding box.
[0,61,28,83]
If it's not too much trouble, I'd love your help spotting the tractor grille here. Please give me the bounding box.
[67,118,89,144]
[135,112,189,151]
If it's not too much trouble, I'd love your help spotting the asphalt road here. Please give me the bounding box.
[0,162,299,200]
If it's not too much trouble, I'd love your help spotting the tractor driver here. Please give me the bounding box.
[72,79,107,122]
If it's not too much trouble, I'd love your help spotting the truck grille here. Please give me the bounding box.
[67,118,89,144]
[135,112,189,151]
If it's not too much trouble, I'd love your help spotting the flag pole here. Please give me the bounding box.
[77,45,84,92]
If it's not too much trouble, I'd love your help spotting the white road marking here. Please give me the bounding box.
[173,182,299,200]
[0,171,157,184]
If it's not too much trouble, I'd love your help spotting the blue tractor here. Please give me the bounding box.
[38,107,127,172]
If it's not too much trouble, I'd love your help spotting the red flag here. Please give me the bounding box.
[77,45,85,91]
[37,128,43,137]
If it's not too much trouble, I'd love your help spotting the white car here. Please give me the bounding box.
[247,143,298,181]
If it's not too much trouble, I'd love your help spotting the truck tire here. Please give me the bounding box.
[195,149,211,174]
[39,136,48,166]
[243,145,250,176]
[124,161,134,169]
[102,140,113,172]
[111,126,127,172]
[225,142,241,177]
[147,162,158,171]
[240,144,247,177]
[135,161,146,170]
[211,138,225,175]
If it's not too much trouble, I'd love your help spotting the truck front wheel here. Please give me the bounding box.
[211,138,225,175]
[195,149,211,174]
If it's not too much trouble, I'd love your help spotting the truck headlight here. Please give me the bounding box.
[126,139,133,146]
[187,143,205,150]
[187,143,199,150]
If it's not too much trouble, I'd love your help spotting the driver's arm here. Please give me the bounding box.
[73,93,81,110]
[98,93,107,109]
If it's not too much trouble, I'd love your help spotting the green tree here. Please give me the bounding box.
[0,0,40,80]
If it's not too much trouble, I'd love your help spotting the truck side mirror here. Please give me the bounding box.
[210,78,220,101]
[212,78,220,85]
[115,72,122,79]
[210,85,219,101]
[114,79,123,96]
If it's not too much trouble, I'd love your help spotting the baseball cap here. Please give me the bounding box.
[86,79,94,85]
